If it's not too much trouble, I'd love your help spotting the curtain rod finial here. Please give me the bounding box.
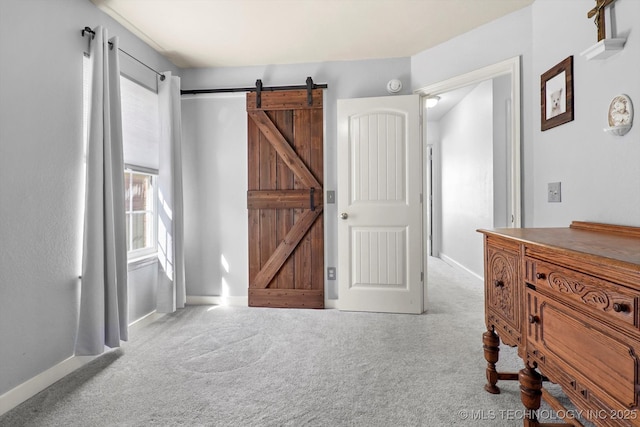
[82,26,95,39]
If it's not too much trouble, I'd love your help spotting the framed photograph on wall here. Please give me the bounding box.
[541,56,574,131]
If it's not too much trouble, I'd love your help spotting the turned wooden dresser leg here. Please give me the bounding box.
[483,328,501,394]
[520,364,542,427]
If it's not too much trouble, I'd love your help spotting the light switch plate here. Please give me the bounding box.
[548,182,561,203]
[326,190,335,204]
[327,267,336,280]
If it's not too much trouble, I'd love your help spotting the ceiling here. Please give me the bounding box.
[91,0,533,69]
[425,84,478,122]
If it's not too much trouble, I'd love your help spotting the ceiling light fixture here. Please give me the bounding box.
[425,96,441,108]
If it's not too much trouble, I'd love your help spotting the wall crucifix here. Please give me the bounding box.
[587,0,617,42]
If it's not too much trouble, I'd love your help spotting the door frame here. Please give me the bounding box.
[425,144,434,257]
[415,56,522,261]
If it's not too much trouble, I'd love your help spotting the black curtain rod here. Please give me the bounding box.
[81,27,166,81]
[181,83,328,96]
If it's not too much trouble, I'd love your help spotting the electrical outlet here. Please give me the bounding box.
[327,267,336,280]
[548,182,561,203]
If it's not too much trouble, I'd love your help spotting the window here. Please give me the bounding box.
[83,51,160,262]
[120,75,160,261]
[124,168,157,259]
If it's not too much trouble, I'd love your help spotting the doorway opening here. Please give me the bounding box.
[416,57,522,278]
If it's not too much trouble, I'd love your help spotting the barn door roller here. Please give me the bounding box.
[255,79,263,109]
[306,77,313,106]
[254,77,319,108]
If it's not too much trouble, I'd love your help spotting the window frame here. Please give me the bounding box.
[124,165,158,262]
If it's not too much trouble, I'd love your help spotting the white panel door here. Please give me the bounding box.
[337,95,423,314]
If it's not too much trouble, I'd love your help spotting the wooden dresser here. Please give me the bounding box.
[478,222,640,426]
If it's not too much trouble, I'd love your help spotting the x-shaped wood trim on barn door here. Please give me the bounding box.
[248,111,323,288]
[248,111,321,189]
[246,90,324,308]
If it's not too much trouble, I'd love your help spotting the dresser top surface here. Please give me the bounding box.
[478,222,640,269]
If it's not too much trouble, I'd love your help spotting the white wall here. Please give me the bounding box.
[531,0,640,227]
[439,81,494,277]
[492,75,512,228]
[0,0,179,398]
[411,6,534,227]
[181,94,249,298]
[181,58,412,299]
[128,262,158,321]
[413,0,640,229]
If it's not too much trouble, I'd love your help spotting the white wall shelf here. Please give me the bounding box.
[581,38,626,60]
[604,125,632,136]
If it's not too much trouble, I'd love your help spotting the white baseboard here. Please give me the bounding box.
[0,353,100,417]
[186,295,248,307]
[0,311,165,417]
[438,253,484,283]
[187,295,338,309]
[128,310,165,337]
[324,299,338,309]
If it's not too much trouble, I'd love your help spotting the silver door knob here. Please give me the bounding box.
[340,212,348,220]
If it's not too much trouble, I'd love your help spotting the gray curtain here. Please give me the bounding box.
[157,72,186,312]
[75,27,128,356]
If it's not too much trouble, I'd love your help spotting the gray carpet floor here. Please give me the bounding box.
[0,257,579,426]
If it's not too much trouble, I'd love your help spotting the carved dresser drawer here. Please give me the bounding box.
[526,287,640,425]
[525,258,638,331]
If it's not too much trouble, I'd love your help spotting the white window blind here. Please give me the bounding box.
[120,75,160,170]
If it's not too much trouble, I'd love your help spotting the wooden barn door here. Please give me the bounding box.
[247,89,324,308]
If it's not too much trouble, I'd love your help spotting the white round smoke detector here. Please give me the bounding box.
[386,79,402,94]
